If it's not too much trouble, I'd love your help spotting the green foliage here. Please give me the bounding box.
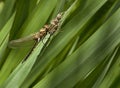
[0,0,120,88]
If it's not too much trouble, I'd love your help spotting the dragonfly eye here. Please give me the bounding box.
[56,13,62,20]
[33,32,41,40]
[44,24,50,30]
[50,20,56,25]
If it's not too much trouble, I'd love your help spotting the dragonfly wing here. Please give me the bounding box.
[9,34,35,48]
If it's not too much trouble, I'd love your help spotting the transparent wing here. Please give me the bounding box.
[8,34,36,48]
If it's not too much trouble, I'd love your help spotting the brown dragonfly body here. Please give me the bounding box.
[9,13,62,46]
[33,13,62,42]
[9,13,63,62]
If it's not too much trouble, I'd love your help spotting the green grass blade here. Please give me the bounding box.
[0,14,15,67]
[0,1,4,13]
[75,45,120,88]
[99,45,120,88]
[0,13,15,46]
[76,0,120,46]
[21,0,108,87]
[0,35,9,68]
[0,0,120,87]
[0,0,57,85]
[0,36,49,88]
[0,0,16,30]
[33,7,120,88]
[9,0,30,40]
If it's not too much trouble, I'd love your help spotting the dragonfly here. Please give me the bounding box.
[9,13,63,62]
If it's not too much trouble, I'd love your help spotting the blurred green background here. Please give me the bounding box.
[0,0,120,88]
